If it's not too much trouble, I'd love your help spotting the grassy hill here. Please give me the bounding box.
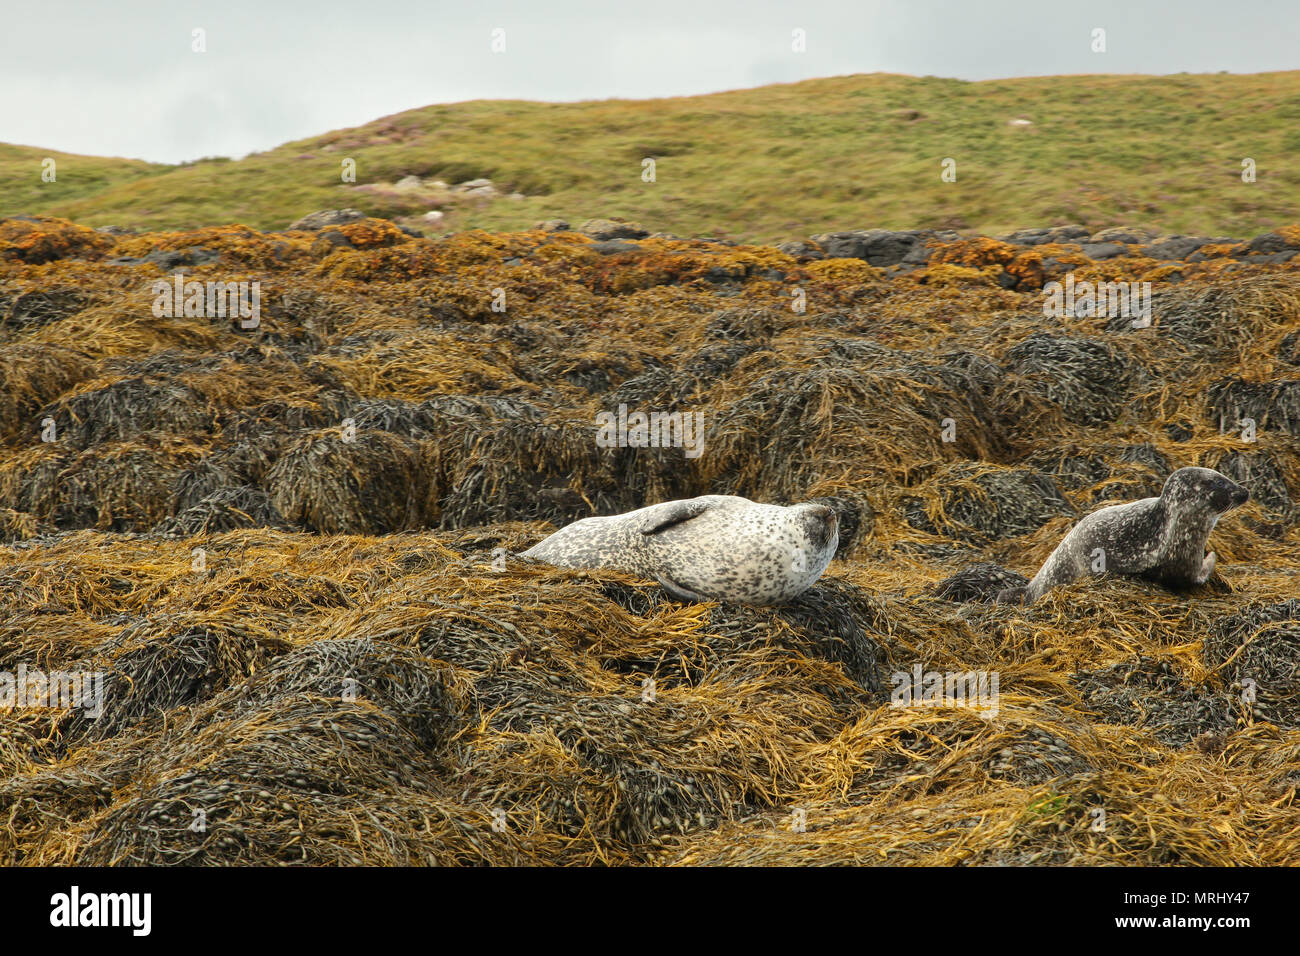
[5,71,1300,241]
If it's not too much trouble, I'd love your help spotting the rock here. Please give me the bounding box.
[1244,232,1297,255]
[1240,251,1298,265]
[535,219,570,232]
[314,229,353,250]
[1142,236,1221,260]
[394,175,424,191]
[580,218,649,241]
[808,229,958,267]
[398,226,423,238]
[95,225,133,236]
[109,247,221,269]
[1007,118,1033,127]
[1089,227,1157,244]
[1078,242,1125,260]
[776,241,824,262]
[507,192,526,201]
[1001,227,1051,245]
[1000,225,1089,246]
[288,209,366,231]
[1047,225,1091,243]
[455,178,493,190]
[587,240,643,256]
[422,211,445,223]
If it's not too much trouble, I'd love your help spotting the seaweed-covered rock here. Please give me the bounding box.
[931,563,1030,602]
[998,333,1148,427]
[904,464,1073,544]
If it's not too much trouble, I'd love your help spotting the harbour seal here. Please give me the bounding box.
[1001,467,1249,604]
[521,495,839,605]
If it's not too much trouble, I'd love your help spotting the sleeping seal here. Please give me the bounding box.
[521,495,838,605]
[1003,466,1249,604]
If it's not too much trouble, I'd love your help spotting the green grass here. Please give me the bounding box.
[5,71,1300,242]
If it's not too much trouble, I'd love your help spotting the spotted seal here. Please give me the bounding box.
[521,495,839,604]
[1002,467,1249,604]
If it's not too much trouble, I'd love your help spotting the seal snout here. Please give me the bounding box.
[1214,477,1250,512]
[801,504,838,550]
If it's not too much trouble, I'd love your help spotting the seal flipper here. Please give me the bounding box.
[638,498,713,536]
[655,572,711,603]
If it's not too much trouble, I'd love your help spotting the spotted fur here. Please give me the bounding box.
[521,495,839,605]
[1014,467,1249,603]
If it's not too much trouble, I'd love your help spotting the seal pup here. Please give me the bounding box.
[522,495,839,605]
[1001,467,1248,604]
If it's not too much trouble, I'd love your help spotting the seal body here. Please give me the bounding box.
[1015,467,1248,603]
[521,495,839,605]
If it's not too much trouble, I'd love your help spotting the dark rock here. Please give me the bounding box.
[1088,227,1156,244]
[1001,227,1051,245]
[1245,232,1297,255]
[809,229,957,267]
[579,219,649,241]
[1046,225,1090,243]
[1142,236,1224,260]
[144,247,221,270]
[586,240,643,256]
[1001,225,1089,246]
[776,240,824,261]
[1237,251,1297,265]
[315,230,354,249]
[1079,242,1125,260]
[288,209,366,231]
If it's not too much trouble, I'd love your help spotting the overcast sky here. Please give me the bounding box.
[4,0,1298,164]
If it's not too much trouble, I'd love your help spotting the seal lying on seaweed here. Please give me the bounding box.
[523,495,839,605]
